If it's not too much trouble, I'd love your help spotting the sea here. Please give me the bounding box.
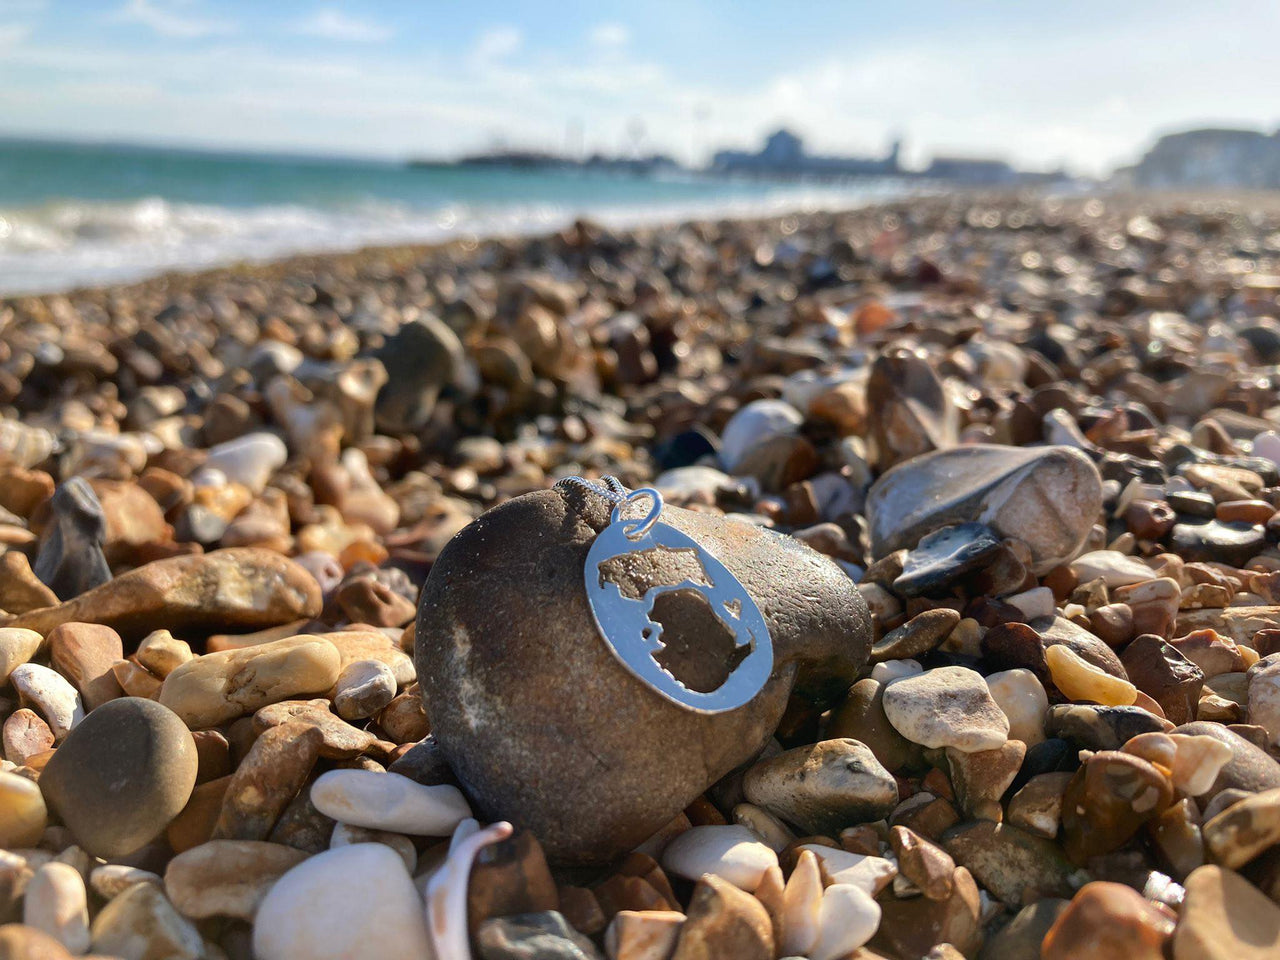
[0,137,910,296]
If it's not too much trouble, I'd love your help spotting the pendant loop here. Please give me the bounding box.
[612,487,664,540]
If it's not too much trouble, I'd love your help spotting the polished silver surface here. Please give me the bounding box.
[581,486,773,713]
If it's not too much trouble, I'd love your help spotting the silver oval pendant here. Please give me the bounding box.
[583,490,773,713]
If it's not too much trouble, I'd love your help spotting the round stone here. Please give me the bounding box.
[39,697,198,857]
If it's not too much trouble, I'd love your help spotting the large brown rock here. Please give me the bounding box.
[10,549,322,640]
[415,485,871,865]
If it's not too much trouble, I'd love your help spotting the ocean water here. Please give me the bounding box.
[0,138,908,295]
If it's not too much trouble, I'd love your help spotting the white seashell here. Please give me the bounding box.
[424,819,513,960]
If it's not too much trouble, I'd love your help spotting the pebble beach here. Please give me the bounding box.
[1,193,1280,959]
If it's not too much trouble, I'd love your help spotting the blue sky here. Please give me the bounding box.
[0,0,1277,173]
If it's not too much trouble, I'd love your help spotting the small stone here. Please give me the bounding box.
[1060,750,1173,864]
[1169,630,1244,679]
[866,444,1103,573]
[333,659,397,722]
[1070,550,1156,588]
[254,698,379,758]
[671,873,773,960]
[1174,721,1280,799]
[203,433,288,494]
[1113,577,1182,639]
[1201,787,1280,870]
[1169,520,1266,566]
[985,668,1049,746]
[0,629,43,688]
[8,665,82,741]
[1173,864,1280,960]
[310,769,471,836]
[2,710,53,766]
[163,840,308,920]
[946,740,1026,821]
[12,548,323,639]
[1041,881,1173,960]
[794,844,898,897]
[874,863,982,958]
[719,399,803,474]
[890,826,955,901]
[134,630,193,678]
[0,924,75,960]
[1168,734,1233,796]
[212,722,322,841]
[871,608,961,661]
[39,698,197,857]
[33,478,111,601]
[1007,772,1074,839]
[882,666,1009,752]
[468,831,559,935]
[941,820,1076,906]
[1247,655,1280,746]
[1121,635,1204,725]
[0,553,59,615]
[374,314,471,434]
[742,739,898,835]
[866,345,958,471]
[892,525,1003,598]
[335,577,417,628]
[253,843,431,960]
[22,862,89,955]
[88,864,162,901]
[604,910,685,960]
[1150,798,1205,880]
[1048,703,1173,751]
[825,679,920,772]
[378,690,431,743]
[47,622,123,711]
[1046,643,1137,706]
[660,825,779,892]
[159,635,341,728]
[476,911,603,960]
[0,771,47,849]
[89,882,203,960]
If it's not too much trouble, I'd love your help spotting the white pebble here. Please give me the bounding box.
[796,844,898,898]
[310,769,471,836]
[661,824,779,892]
[986,668,1049,746]
[24,861,90,954]
[870,659,922,685]
[9,664,83,740]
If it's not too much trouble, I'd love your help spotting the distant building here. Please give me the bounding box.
[712,128,901,178]
[922,156,1018,186]
[1122,128,1280,189]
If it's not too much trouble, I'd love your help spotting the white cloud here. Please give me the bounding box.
[113,0,235,40]
[292,8,391,43]
[0,23,31,46]
[470,25,521,63]
[589,23,629,49]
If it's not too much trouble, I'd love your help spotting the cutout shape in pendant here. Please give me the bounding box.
[584,489,773,713]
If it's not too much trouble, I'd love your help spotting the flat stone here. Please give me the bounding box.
[253,699,378,758]
[163,840,308,920]
[742,738,898,835]
[1041,881,1173,960]
[671,873,773,960]
[794,844,898,897]
[253,843,432,960]
[889,826,955,901]
[892,524,1003,598]
[39,698,197,857]
[941,820,1076,907]
[11,548,323,639]
[1169,520,1266,566]
[1121,635,1204,725]
[1048,704,1173,751]
[32,478,111,602]
[866,444,1103,573]
[159,635,341,728]
[1173,865,1280,960]
[416,486,871,865]
[871,608,961,661]
[47,622,123,711]
[1069,550,1156,588]
[882,666,1009,752]
[310,769,471,836]
[212,722,322,842]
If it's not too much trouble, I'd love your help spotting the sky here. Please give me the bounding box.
[0,0,1278,175]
